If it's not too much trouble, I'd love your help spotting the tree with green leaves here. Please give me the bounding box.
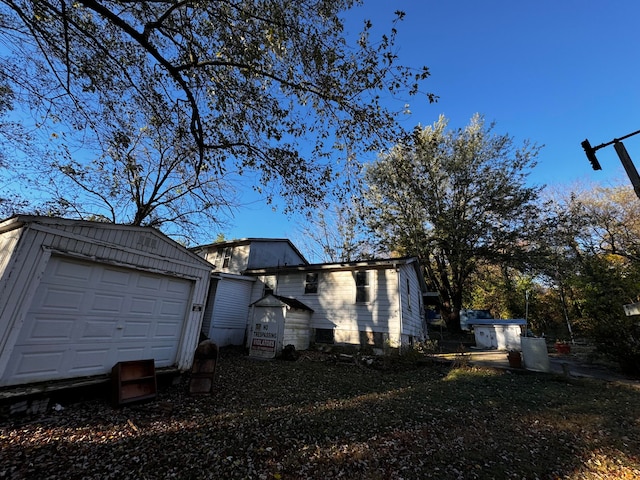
[544,183,640,373]
[363,114,542,330]
[0,1,434,242]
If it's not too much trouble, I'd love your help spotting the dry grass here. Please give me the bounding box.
[1,349,639,479]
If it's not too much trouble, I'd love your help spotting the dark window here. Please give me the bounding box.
[355,271,370,303]
[264,278,275,296]
[315,328,334,344]
[304,273,319,294]
[222,247,232,268]
[214,247,232,268]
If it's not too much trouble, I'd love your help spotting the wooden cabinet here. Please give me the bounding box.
[111,359,157,406]
[189,340,219,395]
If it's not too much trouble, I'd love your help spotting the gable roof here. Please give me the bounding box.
[251,294,314,312]
[0,215,212,267]
[190,238,309,265]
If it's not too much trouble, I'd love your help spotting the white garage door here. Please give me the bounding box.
[4,256,193,385]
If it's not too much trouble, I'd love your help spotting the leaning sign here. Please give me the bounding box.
[623,302,640,316]
[249,318,279,359]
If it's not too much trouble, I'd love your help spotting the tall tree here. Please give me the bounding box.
[363,114,542,330]
[0,1,434,241]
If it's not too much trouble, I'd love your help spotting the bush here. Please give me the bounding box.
[575,310,640,376]
[596,322,640,375]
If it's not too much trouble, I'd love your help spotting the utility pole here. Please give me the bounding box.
[582,129,640,199]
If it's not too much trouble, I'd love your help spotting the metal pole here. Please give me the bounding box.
[614,141,640,199]
[593,128,640,151]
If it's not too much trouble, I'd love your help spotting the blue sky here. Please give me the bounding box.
[224,0,640,242]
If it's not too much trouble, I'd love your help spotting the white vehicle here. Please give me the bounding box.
[459,309,494,331]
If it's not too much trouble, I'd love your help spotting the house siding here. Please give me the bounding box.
[0,226,21,279]
[250,268,404,346]
[281,309,311,351]
[203,275,254,346]
[398,263,426,345]
[225,244,251,273]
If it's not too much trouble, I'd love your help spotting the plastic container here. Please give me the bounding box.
[521,337,550,372]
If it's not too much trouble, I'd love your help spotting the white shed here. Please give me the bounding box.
[0,216,212,387]
[248,294,313,359]
[470,319,527,350]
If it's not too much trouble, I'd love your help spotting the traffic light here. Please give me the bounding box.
[581,139,602,170]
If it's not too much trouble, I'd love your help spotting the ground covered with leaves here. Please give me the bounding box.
[2,350,639,479]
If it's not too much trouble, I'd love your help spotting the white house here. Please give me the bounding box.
[192,239,308,346]
[0,216,212,387]
[191,238,308,273]
[245,257,428,351]
[192,239,429,352]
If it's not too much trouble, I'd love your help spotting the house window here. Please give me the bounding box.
[355,270,370,303]
[214,247,232,269]
[304,273,319,294]
[222,247,232,268]
[263,277,275,296]
[407,278,412,311]
[315,328,334,344]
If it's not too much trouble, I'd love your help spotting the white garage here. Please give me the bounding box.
[0,216,212,387]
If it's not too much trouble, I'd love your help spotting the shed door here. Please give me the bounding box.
[205,277,253,346]
[3,256,192,385]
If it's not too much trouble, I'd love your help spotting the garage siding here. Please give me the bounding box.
[4,256,193,383]
[0,217,212,387]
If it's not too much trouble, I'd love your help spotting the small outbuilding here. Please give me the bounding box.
[470,319,527,350]
[248,294,313,359]
[0,216,212,387]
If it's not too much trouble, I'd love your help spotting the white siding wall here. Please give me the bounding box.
[259,268,401,346]
[205,276,254,346]
[249,275,276,303]
[0,225,23,318]
[226,244,251,273]
[0,225,53,376]
[0,226,21,282]
[282,309,311,351]
[398,263,427,345]
[201,244,250,273]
